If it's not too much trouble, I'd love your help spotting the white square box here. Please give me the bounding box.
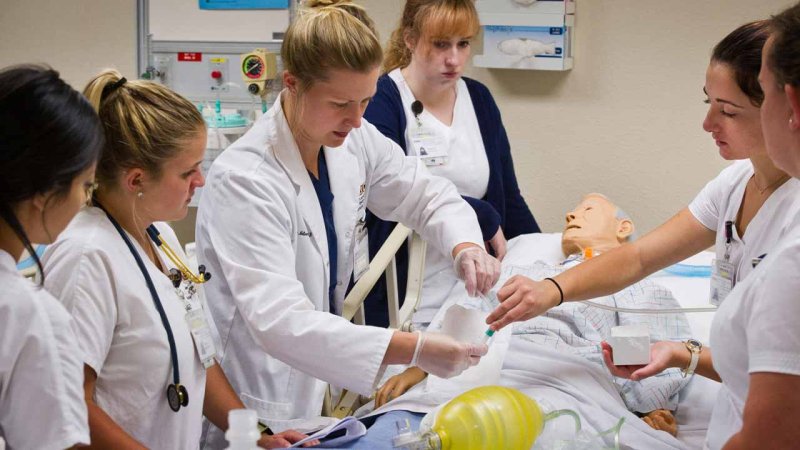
[473,15,574,71]
[476,0,576,15]
[609,325,651,366]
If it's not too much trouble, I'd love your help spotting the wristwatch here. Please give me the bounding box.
[682,339,703,378]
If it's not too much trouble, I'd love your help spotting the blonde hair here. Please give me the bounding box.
[83,69,205,188]
[384,0,480,73]
[282,0,382,91]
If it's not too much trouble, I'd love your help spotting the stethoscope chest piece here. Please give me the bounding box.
[167,383,189,412]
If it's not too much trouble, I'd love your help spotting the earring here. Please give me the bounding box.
[137,191,144,199]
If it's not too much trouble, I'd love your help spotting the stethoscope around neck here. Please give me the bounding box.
[96,202,211,413]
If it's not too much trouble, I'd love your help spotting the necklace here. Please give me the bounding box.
[751,174,790,194]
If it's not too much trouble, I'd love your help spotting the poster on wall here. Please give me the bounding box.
[199,0,288,9]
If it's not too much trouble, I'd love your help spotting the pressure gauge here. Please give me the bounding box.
[242,54,265,80]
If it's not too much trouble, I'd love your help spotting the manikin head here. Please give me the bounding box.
[561,194,635,256]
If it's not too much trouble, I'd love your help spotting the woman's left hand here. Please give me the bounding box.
[258,430,317,448]
[601,341,681,381]
[486,226,507,261]
[452,244,501,296]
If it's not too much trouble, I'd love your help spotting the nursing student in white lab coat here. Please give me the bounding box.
[42,70,308,449]
[0,64,100,450]
[196,0,495,440]
[603,6,800,448]
[486,20,800,331]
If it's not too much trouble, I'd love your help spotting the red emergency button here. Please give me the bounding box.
[211,70,223,80]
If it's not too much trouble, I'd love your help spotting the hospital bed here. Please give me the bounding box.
[335,227,721,449]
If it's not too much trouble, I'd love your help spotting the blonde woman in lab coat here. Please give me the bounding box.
[0,65,101,449]
[195,0,496,443]
[42,70,308,449]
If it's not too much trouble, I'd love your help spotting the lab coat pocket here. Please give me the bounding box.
[240,392,293,422]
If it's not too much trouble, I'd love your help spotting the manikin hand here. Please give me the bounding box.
[453,245,501,296]
[258,430,317,448]
[485,275,561,331]
[601,341,679,381]
[411,331,488,379]
[375,367,427,408]
[641,409,678,436]
[486,226,508,261]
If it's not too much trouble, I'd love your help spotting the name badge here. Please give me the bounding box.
[409,126,447,166]
[177,283,217,369]
[353,218,369,281]
[709,258,735,306]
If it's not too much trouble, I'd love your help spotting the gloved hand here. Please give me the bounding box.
[410,331,488,379]
[453,246,501,296]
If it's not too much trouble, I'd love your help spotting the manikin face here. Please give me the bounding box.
[288,67,379,149]
[759,36,800,177]
[562,195,632,255]
[702,62,765,160]
[407,34,473,87]
[140,128,206,222]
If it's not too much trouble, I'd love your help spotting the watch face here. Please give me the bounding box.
[687,339,702,350]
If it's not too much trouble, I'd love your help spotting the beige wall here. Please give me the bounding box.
[0,0,137,89]
[1,0,795,235]
[362,0,795,234]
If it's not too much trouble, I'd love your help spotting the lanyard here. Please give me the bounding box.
[97,203,189,412]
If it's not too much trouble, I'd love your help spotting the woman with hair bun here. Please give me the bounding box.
[195,0,495,441]
[0,64,101,449]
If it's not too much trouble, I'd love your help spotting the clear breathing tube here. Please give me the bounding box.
[580,301,717,314]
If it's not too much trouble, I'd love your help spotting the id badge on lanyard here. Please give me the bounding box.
[709,221,736,306]
[176,282,216,369]
[353,216,369,282]
[409,125,447,167]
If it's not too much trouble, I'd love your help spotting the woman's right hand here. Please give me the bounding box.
[601,341,682,381]
[486,226,508,261]
[412,332,487,379]
[485,275,561,331]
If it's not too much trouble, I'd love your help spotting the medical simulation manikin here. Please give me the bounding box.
[378,194,690,436]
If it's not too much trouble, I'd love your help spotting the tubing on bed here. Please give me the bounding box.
[580,301,717,314]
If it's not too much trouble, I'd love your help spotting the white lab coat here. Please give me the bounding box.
[0,251,89,450]
[196,93,482,441]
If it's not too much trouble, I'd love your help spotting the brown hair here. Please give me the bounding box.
[83,69,205,188]
[711,20,771,107]
[282,0,382,91]
[384,0,480,73]
[768,3,800,88]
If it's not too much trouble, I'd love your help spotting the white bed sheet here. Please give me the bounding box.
[501,233,720,449]
[367,233,718,448]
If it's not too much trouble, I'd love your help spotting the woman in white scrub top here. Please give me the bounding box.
[195,1,495,441]
[42,70,307,449]
[485,20,800,331]
[361,0,540,328]
[0,65,101,449]
[605,7,800,448]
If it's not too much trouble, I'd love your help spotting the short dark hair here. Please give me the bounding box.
[711,20,771,107]
[768,2,800,88]
[0,64,103,282]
